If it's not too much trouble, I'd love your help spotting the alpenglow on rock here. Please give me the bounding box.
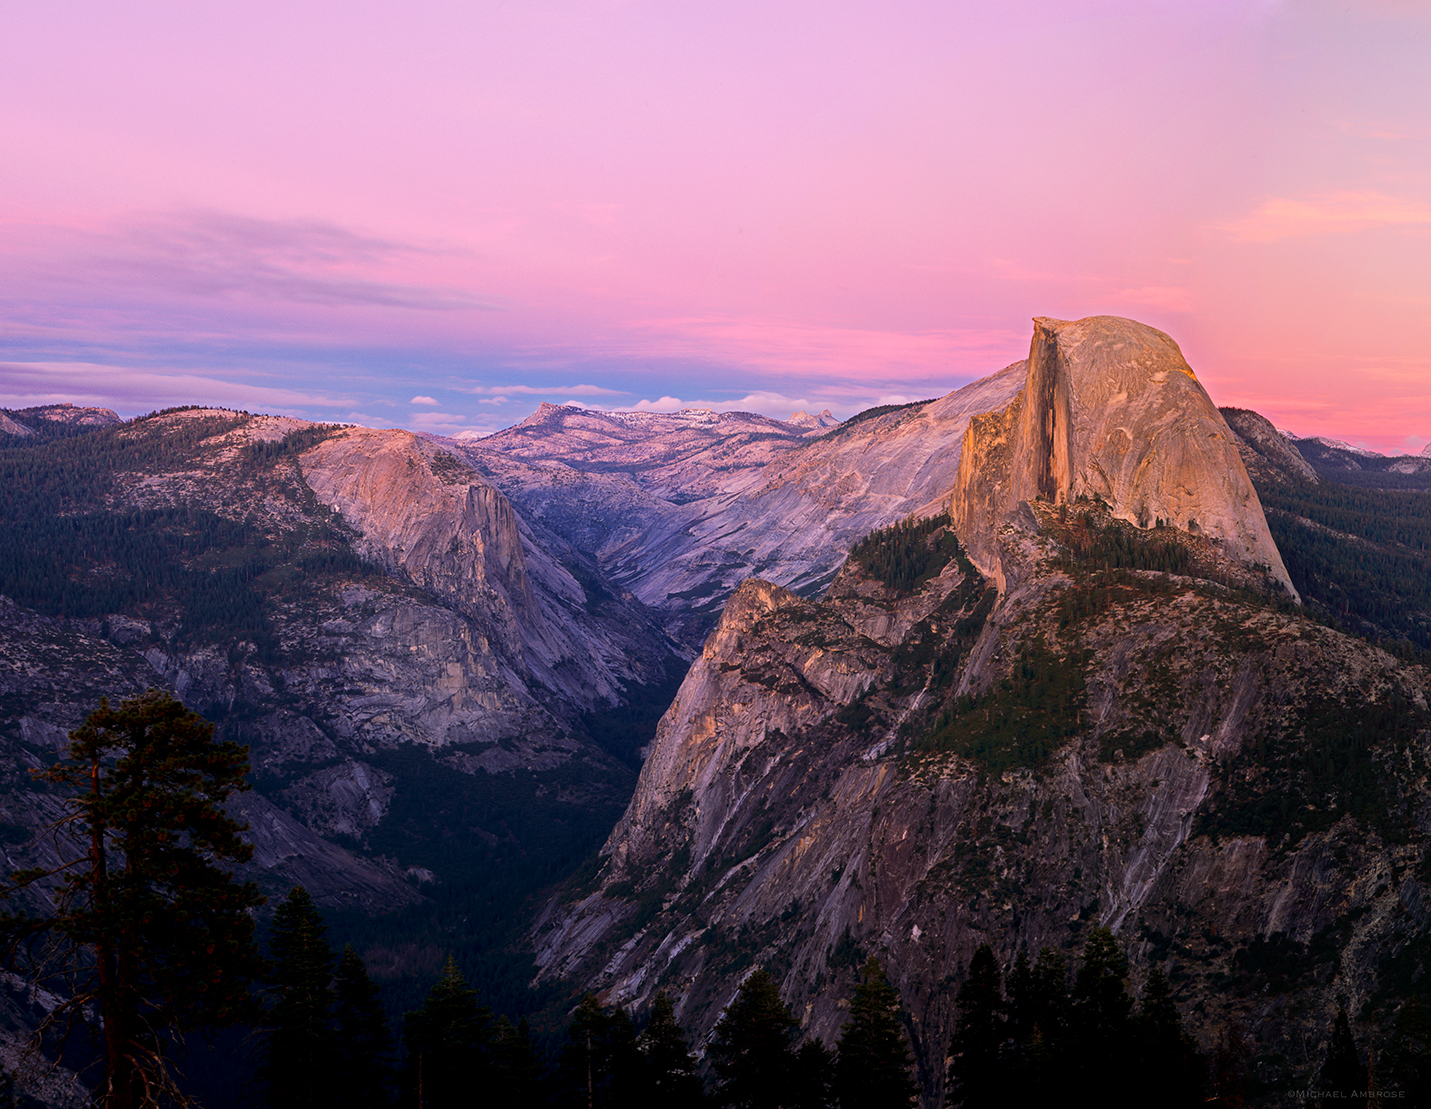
[951,315,1298,600]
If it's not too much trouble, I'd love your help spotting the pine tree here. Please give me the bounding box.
[710,968,798,1109]
[947,944,1004,1108]
[1071,927,1134,1103]
[492,1016,547,1106]
[1132,967,1204,1108]
[556,993,614,1108]
[262,887,336,1109]
[604,1005,644,1106]
[333,945,393,1108]
[1006,946,1070,1102]
[1,690,263,1109]
[402,956,495,1109]
[1073,927,1132,1043]
[640,992,705,1107]
[1320,1008,1366,1109]
[792,1039,836,1109]
[1004,950,1034,1045]
[835,957,919,1109]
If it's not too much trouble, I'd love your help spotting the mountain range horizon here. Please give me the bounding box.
[3,314,1431,1106]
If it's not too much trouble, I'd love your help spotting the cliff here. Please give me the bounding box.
[951,316,1297,601]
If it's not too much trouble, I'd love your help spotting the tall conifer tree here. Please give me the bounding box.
[1133,967,1204,1107]
[640,992,705,1107]
[332,945,392,1108]
[262,887,336,1109]
[2,691,263,1109]
[1320,1008,1366,1109]
[835,957,918,1109]
[710,968,798,1109]
[491,1016,546,1106]
[1071,927,1134,1103]
[402,956,494,1109]
[947,944,1005,1108]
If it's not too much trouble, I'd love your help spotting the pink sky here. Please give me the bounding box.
[2,0,1430,452]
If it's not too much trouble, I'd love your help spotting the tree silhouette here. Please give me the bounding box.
[640,991,705,1107]
[402,956,494,1109]
[262,887,336,1109]
[947,944,1005,1108]
[1319,1007,1366,1109]
[2,690,263,1109]
[332,945,393,1108]
[491,1016,546,1106]
[1132,967,1204,1107]
[835,957,918,1109]
[710,968,798,1109]
[1071,927,1133,1103]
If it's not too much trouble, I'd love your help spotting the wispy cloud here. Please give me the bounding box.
[456,383,627,396]
[2,210,497,313]
[410,395,440,405]
[1220,191,1431,242]
[0,360,354,415]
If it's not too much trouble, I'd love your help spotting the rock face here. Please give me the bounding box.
[952,316,1297,600]
[532,320,1430,1105]
[302,428,667,716]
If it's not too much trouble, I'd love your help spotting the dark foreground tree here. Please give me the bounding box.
[1,690,264,1109]
[402,956,494,1109]
[333,945,394,1107]
[836,957,918,1109]
[1319,1008,1366,1109]
[262,887,336,1109]
[1133,967,1205,1107]
[710,968,798,1109]
[555,993,643,1108]
[640,991,705,1107]
[491,1016,546,1106]
[947,944,1005,1108]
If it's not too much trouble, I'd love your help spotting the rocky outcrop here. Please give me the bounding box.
[786,409,840,432]
[1221,407,1320,486]
[530,319,1431,1105]
[0,403,122,435]
[952,317,1297,601]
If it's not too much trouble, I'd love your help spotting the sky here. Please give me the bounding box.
[2,1,1430,453]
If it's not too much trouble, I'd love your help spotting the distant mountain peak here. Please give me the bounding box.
[1310,435,1382,457]
[786,408,840,430]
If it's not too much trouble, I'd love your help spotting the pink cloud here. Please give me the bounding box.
[1220,192,1431,242]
